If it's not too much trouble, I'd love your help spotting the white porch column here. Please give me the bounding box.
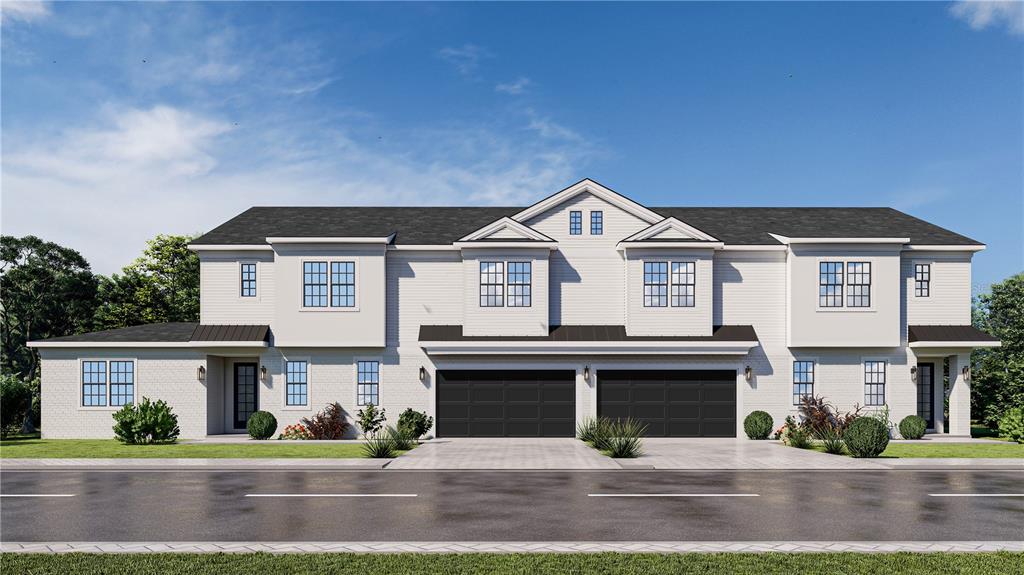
[931,360,945,434]
[947,353,972,436]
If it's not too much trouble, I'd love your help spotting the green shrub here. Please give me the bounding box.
[603,419,647,458]
[998,407,1024,443]
[300,403,349,439]
[898,415,927,440]
[246,411,277,440]
[28,377,41,430]
[819,427,846,455]
[844,417,890,458]
[787,427,812,449]
[0,375,32,438]
[743,411,773,440]
[385,425,414,450]
[356,404,386,437]
[112,397,180,444]
[397,408,433,441]
[362,434,397,458]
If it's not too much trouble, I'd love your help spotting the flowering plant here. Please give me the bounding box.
[279,423,313,440]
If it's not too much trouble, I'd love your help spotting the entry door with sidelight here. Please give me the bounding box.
[234,363,258,430]
[916,362,934,430]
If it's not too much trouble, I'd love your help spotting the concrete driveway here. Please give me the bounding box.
[630,438,887,470]
[387,438,620,470]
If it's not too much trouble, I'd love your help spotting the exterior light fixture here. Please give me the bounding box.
[583,365,591,382]
[260,366,268,382]
[743,366,753,383]
[196,365,206,382]
[419,366,427,381]
[961,365,971,382]
[910,366,918,383]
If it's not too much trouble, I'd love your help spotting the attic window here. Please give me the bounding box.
[569,211,582,235]
[590,211,603,235]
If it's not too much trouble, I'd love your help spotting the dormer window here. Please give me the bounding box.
[480,262,504,307]
[590,211,603,235]
[569,211,582,235]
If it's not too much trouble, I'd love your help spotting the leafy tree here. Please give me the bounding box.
[972,273,1024,427]
[0,236,98,379]
[93,234,200,329]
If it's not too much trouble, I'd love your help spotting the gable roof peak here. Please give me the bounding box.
[513,178,664,224]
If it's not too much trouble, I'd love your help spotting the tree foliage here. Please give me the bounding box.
[93,234,200,329]
[972,272,1024,427]
[0,235,98,379]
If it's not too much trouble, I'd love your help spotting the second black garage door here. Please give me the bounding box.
[597,370,736,437]
[436,370,575,437]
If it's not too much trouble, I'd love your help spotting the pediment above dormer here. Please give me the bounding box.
[618,217,721,246]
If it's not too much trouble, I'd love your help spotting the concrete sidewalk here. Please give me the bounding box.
[1,458,390,470]
[387,438,620,470]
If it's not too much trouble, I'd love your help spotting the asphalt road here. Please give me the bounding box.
[1,470,1022,542]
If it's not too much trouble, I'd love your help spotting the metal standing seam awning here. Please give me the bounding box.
[907,325,1000,350]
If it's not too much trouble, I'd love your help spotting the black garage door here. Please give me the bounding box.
[436,370,575,437]
[597,370,736,437]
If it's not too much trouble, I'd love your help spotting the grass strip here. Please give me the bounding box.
[0,438,409,459]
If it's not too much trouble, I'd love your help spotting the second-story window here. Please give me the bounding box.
[819,262,844,307]
[569,211,582,235]
[643,262,668,307]
[240,263,257,297]
[331,262,356,307]
[846,262,871,307]
[793,361,814,405]
[507,262,532,307]
[480,262,505,307]
[303,262,328,307]
[285,360,308,406]
[914,263,930,297]
[590,211,603,235]
[670,262,695,307]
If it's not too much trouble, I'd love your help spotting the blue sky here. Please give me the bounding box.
[2,1,1021,290]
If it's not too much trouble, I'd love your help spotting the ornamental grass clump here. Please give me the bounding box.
[603,419,647,458]
[361,434,397,458]
[384,425,415,451]
[576,417,612,447]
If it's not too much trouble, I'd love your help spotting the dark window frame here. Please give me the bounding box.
[793,360,814,406]
[590,211,603,235]
[479,261,505,307]
[240,263,257,297]
[302,261,328,307]
[819,261,844,307]
[109,360,135,407]
[330,261,356,308]
[914,263,930,298]
[357,360,380,406]
[81,360,108,407]
[285,360,308,406]
[569,211,582,235]
[864,360,886,406]
[507,261,532,307]
[670,261,696,307]
[846,262,872,307]
[643,261,669,307]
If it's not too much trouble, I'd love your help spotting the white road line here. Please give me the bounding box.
[928,493,1024,498]
[588,493,759,498]
[0,494,76,498]
[245,493,417,498]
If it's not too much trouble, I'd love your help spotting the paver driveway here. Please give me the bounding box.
[387,438,620,470]
[633,438,887,470]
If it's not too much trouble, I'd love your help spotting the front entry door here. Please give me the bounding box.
[234,363,258,430]
[917,362,934,429]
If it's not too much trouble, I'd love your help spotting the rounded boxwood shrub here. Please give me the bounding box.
[844,417,890,458]
[999,407,1024,443]
[743,410,774,440]
[247,411,278,440]
[898,415,927,440]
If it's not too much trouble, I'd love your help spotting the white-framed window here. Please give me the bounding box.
[846,262,871,307]
[590,211,603,235]
[819,262,844,307]
[914,263,930,297]
[479,262,505,307]
[240,263,257,297]
[793,360,814,405]
[569,211,582,235]
[285,360,308,406]
[864,360,886,406]
[670,262,696,307]
[302,260,356,309]
[507,261,532,307]
[303,261,328,307]
[357,360,380,406]
[331,262,356,307]
[643,262,668,307]
[82,360,134,407]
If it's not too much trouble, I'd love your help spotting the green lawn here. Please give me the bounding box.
[880,442,1023,459]
[0,438,408,459]
[2,552,1022,575]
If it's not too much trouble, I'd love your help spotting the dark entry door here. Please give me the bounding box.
[436,370,575,437]
[597,370,736,437]
[234,363,258,430]
[917,362,934,429]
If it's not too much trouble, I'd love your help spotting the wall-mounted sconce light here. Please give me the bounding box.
[743,366,753,383]
[583,365,591,382]
[419,366,427,382]
[910,366,918,383]
[962,365,971,382]
[196,365,206,382]
[260,366,268,383]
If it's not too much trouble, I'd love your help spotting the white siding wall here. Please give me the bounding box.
[903,252,972,325]
[461,249,550,337]
[199,252,275,325]
[626,248,714,336]
[39,349,209,439]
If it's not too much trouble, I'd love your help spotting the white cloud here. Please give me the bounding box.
[526,109,585,143]
[949,1,1024,35]
[285,77,336,96]
[438,44,491,76]
[495,77,531,95]
[0,1,50,23]
[2,105,598,274]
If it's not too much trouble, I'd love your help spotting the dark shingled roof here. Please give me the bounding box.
[35,323,270,344]
[908,325,998,343]
[419,325,758,342]
[192,206,980,246]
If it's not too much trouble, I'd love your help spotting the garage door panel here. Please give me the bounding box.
[598,370,736,437]
[437,370,575,437]
[438,385,470,402]
[471,386,504,402]
[541,386,574,402]
[438,404,470,419]
[505,386,540,402]
[470,404,504,419]
[506,405,540,419]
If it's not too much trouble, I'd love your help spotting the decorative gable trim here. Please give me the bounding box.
[457,217,556,243]
[619,217,720,244]
[513,178,664,224]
